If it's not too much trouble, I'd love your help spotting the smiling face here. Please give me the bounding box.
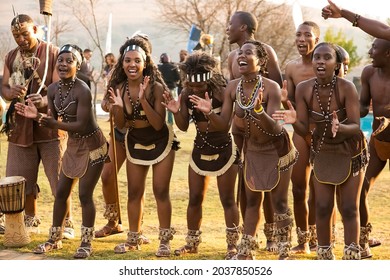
[56,52,78,81]
[237,43,262,75]
[122,50,145,80]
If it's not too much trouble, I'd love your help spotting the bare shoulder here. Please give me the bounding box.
[285,57,302,67]
[361,64,377,78]
[262,76,279,90]
[337,77,357,93]
[226,78,240,99]
[296,78,315,97]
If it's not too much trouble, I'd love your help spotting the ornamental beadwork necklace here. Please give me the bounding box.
[236,75,262,110]
[57,79,76,122]
[311,75,337,154]
[190,97,231,150]
[126,82,140,131]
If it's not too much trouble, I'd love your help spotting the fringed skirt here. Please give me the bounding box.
[62,128,108,179]
[244,129,298,192]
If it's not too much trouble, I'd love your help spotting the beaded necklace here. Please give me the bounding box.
[126,82,140,131]
[311,75,337,154]
[236,75,262,110]
[241,75,260,83]
[57,79,76,122]
[190,96,231,150]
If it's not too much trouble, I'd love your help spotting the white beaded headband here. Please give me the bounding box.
[124,45,147,61]
[59,45,82,65]
[187,72,212,83]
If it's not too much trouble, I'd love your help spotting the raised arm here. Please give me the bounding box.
[322,0,390,41]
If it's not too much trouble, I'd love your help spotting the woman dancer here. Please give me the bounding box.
[273,42,368,259]
[163,51,240,259]
[16,44,108,258]
[190,41,297,260]
[107,36,178,257]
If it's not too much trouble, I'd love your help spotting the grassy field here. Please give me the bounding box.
[0,114,389,260]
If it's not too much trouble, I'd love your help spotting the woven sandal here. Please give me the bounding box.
[155,243,171,257]
[74,246,92,259]
[33,240,63,254]
[114,242,139,254]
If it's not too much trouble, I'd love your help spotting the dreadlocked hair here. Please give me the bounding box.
[242,40,269,76]
[180,51,226,97]
[108,37,164,105]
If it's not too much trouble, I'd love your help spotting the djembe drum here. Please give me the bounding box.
[0,176,30,247]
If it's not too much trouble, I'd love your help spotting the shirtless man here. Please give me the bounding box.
[283,21,320,254]
[226,10,283,252]
[358,38,390,258]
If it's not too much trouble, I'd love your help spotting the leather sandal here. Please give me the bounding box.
[33,240,63,254]
[114,242,139,254]
[369,238,381,248]
[74,246,92,259]
[95,224,123,238]
[155,243,171,257]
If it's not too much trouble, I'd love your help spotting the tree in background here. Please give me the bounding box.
[155,0,300,73]
[63,0,106,116]
[323,28,362,70]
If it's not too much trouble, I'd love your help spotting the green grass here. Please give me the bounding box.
[0,115,389,260]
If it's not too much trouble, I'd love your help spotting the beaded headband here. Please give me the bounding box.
[124,45,147,61]
[59,45,82,65]
[187,72,212,83]
[11,15,24,32]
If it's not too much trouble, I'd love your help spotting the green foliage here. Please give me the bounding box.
[323,28,362,70]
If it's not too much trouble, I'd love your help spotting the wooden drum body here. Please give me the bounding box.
[0,176,30,247]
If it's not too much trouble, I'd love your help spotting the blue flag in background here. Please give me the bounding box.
[187,24,201,53]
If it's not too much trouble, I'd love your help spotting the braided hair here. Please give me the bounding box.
[180,51,226,98]
[242,40,269,76]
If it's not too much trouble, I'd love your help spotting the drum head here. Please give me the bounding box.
[0,176,26,185]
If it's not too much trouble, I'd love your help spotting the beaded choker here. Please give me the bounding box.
[241,75,259,83]
[316,76,335,88]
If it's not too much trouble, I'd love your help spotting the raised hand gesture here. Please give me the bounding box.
[272,100,296,124]
[108,87,123,109]
[188,92,212,115]
[280,80,288,103]
[139,76,150,101]
[331,110,340,138]
[162,90,181,114]
[15,98,38,119]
